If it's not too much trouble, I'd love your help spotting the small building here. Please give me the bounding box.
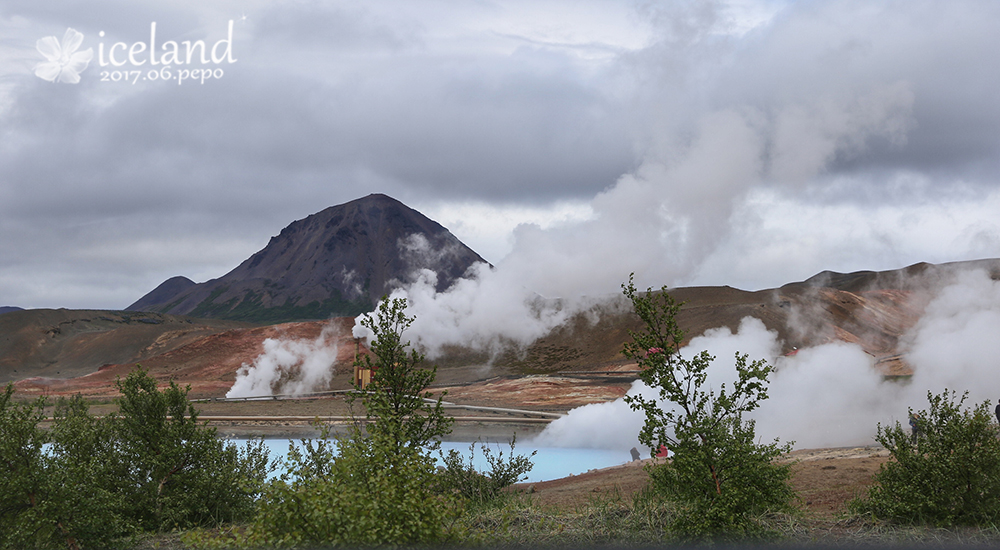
[352,338,376,389]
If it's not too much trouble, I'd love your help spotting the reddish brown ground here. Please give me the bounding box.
[14,319,361,398]
[7,276,939,403]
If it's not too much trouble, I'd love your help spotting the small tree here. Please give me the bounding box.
[437,437,537,507]
[350,296,453,452]
[850,390,1000,526]
[243,297,463,548]
[112,368,271,531]
[621,275,793,539]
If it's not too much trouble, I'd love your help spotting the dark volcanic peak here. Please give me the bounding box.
[128,194,487,323]
[226,193,482,295]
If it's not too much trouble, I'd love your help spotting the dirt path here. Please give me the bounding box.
[518,446,891,518]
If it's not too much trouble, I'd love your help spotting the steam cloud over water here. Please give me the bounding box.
[227,325,343,398]
[533,270,1000,452]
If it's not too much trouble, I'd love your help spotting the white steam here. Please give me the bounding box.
[756,343,897,449]
[227,325,343,398]
[532,383,649,452]
[349,2,1000,450]
[535,270,1000,451]
[365,74,916,360]
[905,269,1000,406]
[354,263,584,358]
[363,2,1000,360]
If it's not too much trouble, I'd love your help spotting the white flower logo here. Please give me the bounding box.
[34,28,93,84]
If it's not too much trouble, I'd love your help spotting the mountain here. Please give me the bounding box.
[0,306,24,315]
[128,277,195,310]
[127,194,488,323]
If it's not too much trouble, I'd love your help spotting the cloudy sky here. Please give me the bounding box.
[2,0,1000,310]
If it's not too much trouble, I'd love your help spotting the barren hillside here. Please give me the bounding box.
[12,260,988,401]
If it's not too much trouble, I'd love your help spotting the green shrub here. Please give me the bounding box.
[437,437,536,507]
[109,369,272,531]
[0,387,136,550]
[0,369,272,550]
[239,297,465,548]
[245,433,462,548]
[620,274,794,541]
[645,417,793,539]
[850,390,1000,527]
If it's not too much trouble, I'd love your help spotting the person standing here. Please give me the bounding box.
[909,412,921,444]
[995,401,1000,425]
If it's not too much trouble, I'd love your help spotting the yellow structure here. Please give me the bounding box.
[353,363,372,389]
[352,338,373,389]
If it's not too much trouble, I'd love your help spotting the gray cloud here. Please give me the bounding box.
[3,0,1000,310]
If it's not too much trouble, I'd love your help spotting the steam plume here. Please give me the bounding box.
[227,324,343,398]
[535,269,1000,451]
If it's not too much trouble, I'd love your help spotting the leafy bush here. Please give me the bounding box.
[245,432,462,548]
[437,437,536,507]
[620,275,794,540]
[110,370,271,531]
[645,417,793,539]
[850,390,1000,527]
[239,297,465,548]
[0,369,271,550]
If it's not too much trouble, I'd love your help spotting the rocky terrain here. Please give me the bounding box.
[7,258,1000,404]
[0,310,252,385]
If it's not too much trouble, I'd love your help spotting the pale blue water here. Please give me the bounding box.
[247,439,630,483]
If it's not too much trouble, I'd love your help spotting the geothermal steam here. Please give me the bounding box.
[227,325,342,398]
[534,269,1000,452]
[358,3,1000,451]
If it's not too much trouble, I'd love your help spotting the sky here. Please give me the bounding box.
[2,0,1000,310]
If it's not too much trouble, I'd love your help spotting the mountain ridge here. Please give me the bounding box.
[127,194,487,323]
[9,257,1000,396]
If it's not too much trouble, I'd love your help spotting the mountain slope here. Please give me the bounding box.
[127,194,487,323]
[0,309,252,384]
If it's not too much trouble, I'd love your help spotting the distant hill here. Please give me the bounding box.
[0,306,24,315]
[780,258,1000,293]
[127,194,487,323]
[0,309,252,384]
